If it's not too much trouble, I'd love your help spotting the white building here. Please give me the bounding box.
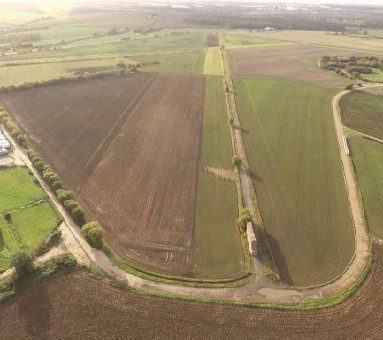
[0,131,11,155]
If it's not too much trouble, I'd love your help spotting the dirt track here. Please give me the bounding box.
[0,244,382,339]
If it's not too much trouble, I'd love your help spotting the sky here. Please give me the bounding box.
[0,0,382,6]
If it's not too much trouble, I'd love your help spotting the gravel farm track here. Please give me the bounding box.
[0,244,382,338]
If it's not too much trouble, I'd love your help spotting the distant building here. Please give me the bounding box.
[0,131,11,155]
[264,27,274,31]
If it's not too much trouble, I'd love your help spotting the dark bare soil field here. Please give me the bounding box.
[0,74,155,188]
[1,245,382,339]
[228,44,351,85]
[0,73,206,277]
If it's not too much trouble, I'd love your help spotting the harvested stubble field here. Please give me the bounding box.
[234,77,354,286]
[228,44,351,86]
[1,73,215,278]
[349,137,383,239]
[340,90,383,140]
[1,244,383,338]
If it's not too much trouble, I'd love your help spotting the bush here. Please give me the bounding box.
[232,155,242,168]
[72,206,87,226]
[11,252,35,280]
[56,189,73,204]
[345,84,354,90]
[82,221,104,249]
[237,208,252,230]
[3,211,11,221]
[229,117,234,125]
[63,199,79,212]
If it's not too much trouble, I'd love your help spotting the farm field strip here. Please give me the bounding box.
[224,34,283,48]
[228,44,351,86]
[194,75,245,279]
[248,29,383,54]
[234,77,354,286]
[203,47,223,76]
[1,33,208,62]
[340,90,383,140]
[0,58,119,86]
[140,51,205,74]
[349,136,383,239]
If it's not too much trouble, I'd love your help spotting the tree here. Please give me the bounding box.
[3,211,11,221]
[12,252,34,280]
[232,155,242,168]
[82,221,105,249]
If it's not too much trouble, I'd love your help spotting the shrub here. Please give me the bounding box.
[3,211,11,221]
[33,160,45,173]
[237,208,252,230]
[72,206,87,226]
[345,84,354,90]
[232,155,242,168]
[11,251,34,280]
[56,189,73,204]
[229,117,234,125]
[17,134,28,148]
[82,221,104,249]
[63,199,79,212]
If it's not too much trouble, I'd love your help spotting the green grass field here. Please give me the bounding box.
[194,75,245,279]
[349,137,383,238]
[203,47,223,76]
[140,51,204,74]
[2,33,206,61]
[0,167,45,212]
[234,77,354,286]
[340,90,383,140]
[224,34,281,48]
[0,166,61,272]
[0,58,118,86]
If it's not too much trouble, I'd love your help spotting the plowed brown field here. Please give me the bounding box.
[0,73,206,277]
[1,245,383,339]
[228,44,351,85]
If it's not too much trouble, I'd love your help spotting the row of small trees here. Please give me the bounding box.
[0,67,134,94]
[0,108,104,250]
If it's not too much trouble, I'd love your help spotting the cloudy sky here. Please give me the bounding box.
[0,0,382,6]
